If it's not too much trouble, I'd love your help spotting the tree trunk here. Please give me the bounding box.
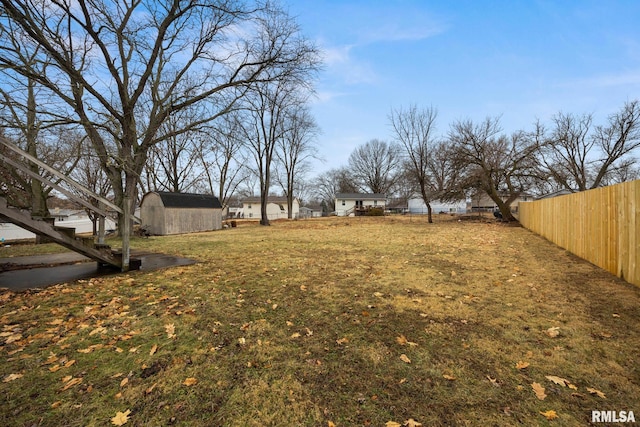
[260,195,270,226]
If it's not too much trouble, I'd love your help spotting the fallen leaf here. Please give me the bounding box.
[515,361,530,370]
[546,327,560,338]
[111,409,131,426]
[400,354,411,364]
[540,410,558,420]
[586,387,606,399]
[404,419,422,427]
[336,337,349,345]
[486,375,499,386]
[532,382,547,400]
[183,377,197,386]
[443,374,456,381]
[64,360,76,368]
[3,373,23,382]
[385,422,401,427]
[5,333,22,344]
[89,326,107,336]
[149,344,158,356]
[374,292,384,297]
[290,332,301,338]
[165,324,175,339]
[145,383,157,394]
[51,401,62,408]
[546,375,571,387]
[61,377,83,391]
[328,422,336,427]
[49,365,61,372]
[300,285,307,291]
[120,377,128,387]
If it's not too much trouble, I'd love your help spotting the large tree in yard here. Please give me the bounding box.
[448,117,541,221]
[0,0,319,229]
[389,105,441,223]
[540,100,640,191]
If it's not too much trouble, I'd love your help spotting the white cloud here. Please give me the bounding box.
[319,43,379,86]
[360,22,446,44]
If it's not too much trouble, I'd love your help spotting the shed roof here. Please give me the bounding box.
[335,193,386,200]
[149,192,222,209]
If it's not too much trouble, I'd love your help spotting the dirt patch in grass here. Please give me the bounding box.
[1,216,639,426]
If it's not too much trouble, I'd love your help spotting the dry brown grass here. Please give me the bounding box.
[1,215,639,426]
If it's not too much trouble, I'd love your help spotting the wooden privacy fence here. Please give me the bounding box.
[519,180,639,287]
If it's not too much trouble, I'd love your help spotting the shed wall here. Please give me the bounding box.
[164,207,222,235]
[140,193,167,235]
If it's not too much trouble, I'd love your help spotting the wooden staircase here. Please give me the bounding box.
[0,197,139,270]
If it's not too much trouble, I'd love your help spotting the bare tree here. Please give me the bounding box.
[541,100,640,191]
[144,111,208,193]
[275,105,319,218]
[0,31,82,217]
[0,0,320,229]
[69,140,113,235]
[389,105,440,222]
[448,117,541,221]
[199,113,250,210]
[313,167,358,212]
[348,139,401,195]
[238,80,293,225]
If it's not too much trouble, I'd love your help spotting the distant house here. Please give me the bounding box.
[536,189,573,200]
[334,193,386,216]
[241,196,300,220]
[299,205,323,219]
[468,192,534,212]
[140,192,222,235]
[408,196,466,214]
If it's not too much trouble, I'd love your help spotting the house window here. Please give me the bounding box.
[374,200,377,206]
[249,213,253,218]
[248,204,252,209]
[341,200,345,206]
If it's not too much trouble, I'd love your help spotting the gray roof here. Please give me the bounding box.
[335,193,386,200]
[152,192,222,209]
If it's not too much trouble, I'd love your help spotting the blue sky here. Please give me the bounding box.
[286,0,640,175]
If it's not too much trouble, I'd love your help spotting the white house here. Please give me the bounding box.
[241,196,300,220]
[407,196,467,214]
[334,193,386,216]
[468,192,535,212]
[0,209,117,242]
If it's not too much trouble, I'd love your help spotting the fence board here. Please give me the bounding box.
[519,179,640,287]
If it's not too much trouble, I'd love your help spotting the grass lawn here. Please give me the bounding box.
[1,215,639,426]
